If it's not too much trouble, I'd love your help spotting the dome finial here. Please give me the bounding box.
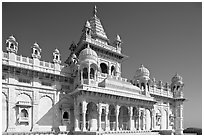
[116,34,121,42]
[85,20,91,28]
[93,5,97,17]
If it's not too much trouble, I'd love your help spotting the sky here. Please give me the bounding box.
[2,2,202,128]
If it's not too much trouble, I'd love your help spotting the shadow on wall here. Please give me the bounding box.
[36,101,61,129]
[35,97,74,132]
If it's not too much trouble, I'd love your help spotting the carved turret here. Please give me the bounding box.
[53,48,61,64]
[6,35,18,54]
[170,73,185,135]
[114,34,122,53]
[31,42,41,59]
[134,64,150,96]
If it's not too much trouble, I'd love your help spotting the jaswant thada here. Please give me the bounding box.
[2,6,185,135]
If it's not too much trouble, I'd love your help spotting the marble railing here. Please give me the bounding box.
[149,86,173,98]
[2,51,68,76]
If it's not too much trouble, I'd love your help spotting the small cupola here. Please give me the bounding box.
[135,64,150,79]
[31,42,41,59]
[78,44,98,64]
[6,35,18,54]
[53,48,61,64]
[82,20,91,36]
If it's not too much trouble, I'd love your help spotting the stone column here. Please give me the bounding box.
[138,109,141,130]
[31,89,39,131]
[128,106,133,130]
[98,103,102,131]
[143,110,146,130]
[88,62,90,84]
[115,105,120,131]
[82,101,87,131]
[80,70,83,85]
[74,99,80,131]
[7,87,16,132]
[175,101,184,135]
[105,104,109,131]
[150,109,154,130]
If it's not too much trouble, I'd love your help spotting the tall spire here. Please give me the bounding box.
[93,5,97,17]
[89,5,109,43]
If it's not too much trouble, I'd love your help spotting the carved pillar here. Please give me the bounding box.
[31,89,39,131]
[108,63,111,75]
[74,98,80,131]
[150,109,154,130]
[115,105,120,131]
[175,101,184,135]
[143,110,146,130]
[88,61,90,84]
[128,106,133,130]
[98,103,102,131]
[105,104,109,131]
[80,70,83,85]
[7,87,16,132]
[82,101,87,131]
[138,108,141,130]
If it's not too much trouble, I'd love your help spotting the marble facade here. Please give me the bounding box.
[2,6,185,135]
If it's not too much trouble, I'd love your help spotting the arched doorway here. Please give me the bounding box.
[119,106,129,130]
[111,66,115,76]
[155,109,162,130]
[133,107,139,130]
[37,96,53,131]
[161,109,168,129]
[100,63,108,74]
[109,105,116,131]
[146,109,151,130]
[86,102,98,131]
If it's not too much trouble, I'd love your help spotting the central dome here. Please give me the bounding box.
[79,44,98,63]
[171,73,183,83]
[135,64,150,78]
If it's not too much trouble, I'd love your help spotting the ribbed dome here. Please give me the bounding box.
[135,64,150,78]
[171,73,183,83]
[79,45,98,63]
[9,35,16,41]
[54,48,60,54]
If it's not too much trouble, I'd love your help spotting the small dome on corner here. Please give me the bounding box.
[135,64,150,78]
[54,48,60,53]
[8,35,16,41]
[171,73,183,83]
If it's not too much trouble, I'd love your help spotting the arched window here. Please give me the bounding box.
[141,82,145,91]
[173,86,176,91]
[34,49,38,55]
[101,109,105,122]
[100,63,108,74]
[111,66,115,76]
[21,109,28,117]
[56,55,58,60]
[176,86,180,90]
[63,111,69,120]
[90,68,95,79]
[10,43,14,49]
[147,83,150,91]
[83,68,88,79]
